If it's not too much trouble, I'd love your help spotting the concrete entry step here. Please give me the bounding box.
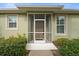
[29,50,53,56]
[26,43,57,50]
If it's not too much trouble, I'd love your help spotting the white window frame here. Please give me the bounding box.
[6,14,18,30]
[55,15,68,35]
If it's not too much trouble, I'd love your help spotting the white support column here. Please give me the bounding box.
[27,12,28,43]
[51,14,53,41]
[34,14,35,42]
[49,14,50,41]
[44,14,46,42]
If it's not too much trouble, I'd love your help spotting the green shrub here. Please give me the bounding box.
[0,34,27,56]
[54,38,70,47]
[55,38,79,56]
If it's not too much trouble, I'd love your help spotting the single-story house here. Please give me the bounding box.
[0,4,79,50]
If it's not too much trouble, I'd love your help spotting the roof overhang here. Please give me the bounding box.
[0,10,79,14]
[16,5,64,11]
[16,4,63,8]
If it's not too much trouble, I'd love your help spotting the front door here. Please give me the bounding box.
[33,14,46,43]
[34,19,46,43]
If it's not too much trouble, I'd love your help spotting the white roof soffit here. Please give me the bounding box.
[16,4,63,8]
[16,4,64,10]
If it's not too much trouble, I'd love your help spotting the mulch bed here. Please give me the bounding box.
[26,50,30,56]
[52,50,61,56]
[52,41,61,56]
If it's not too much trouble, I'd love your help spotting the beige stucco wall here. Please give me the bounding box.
[68,15,79,39]
[0,15,5,37]
[0,14,28,38]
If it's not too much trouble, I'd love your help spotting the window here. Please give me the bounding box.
[56,16,65,34]
[7,15,17,29]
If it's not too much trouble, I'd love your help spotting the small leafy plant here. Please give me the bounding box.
[54,38,70,47]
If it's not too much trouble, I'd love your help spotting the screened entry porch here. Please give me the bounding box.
[28,14,52,43]
[26,13,57,50]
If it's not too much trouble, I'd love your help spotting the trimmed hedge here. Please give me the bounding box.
[0,34,27,56]
[54,38,79,56]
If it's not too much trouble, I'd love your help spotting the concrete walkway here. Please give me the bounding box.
[29,50,53,56]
